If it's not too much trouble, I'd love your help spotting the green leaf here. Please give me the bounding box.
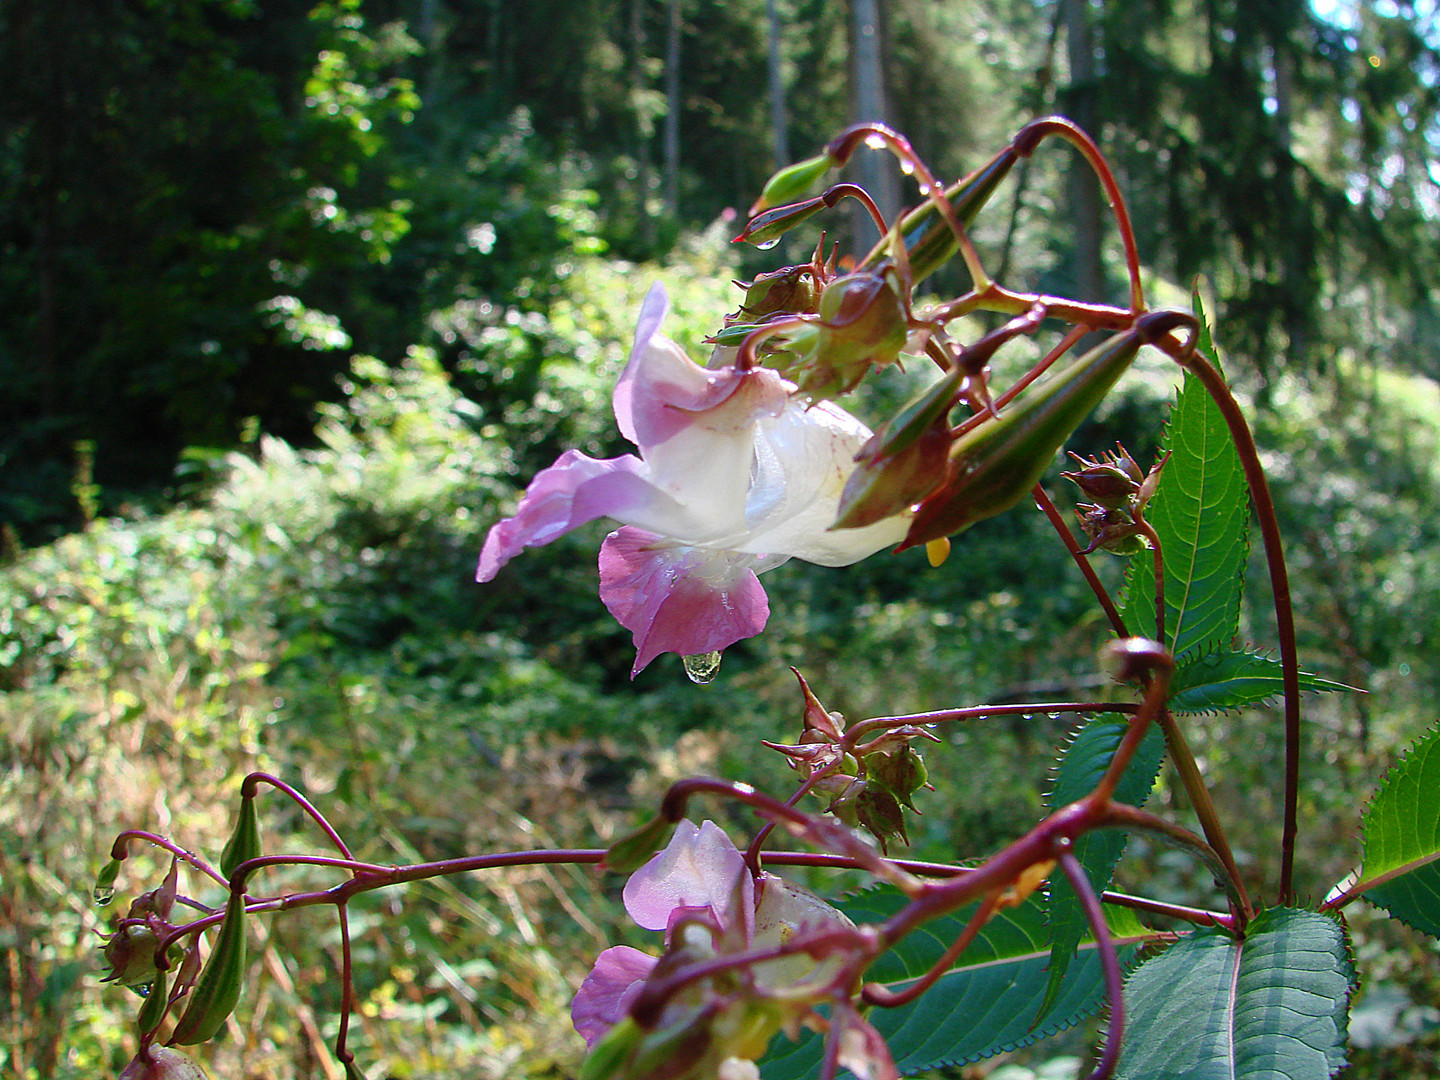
[1122,298,1248,659]
[1360,725,1440,937]
[760,890,1147,1079]
[1042,714,1166,1013]
[1169,649,1355,715]
[1119,909,1351,1080]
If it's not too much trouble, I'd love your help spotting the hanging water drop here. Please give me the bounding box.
[681,651,723,685]
[94,885,115,906]
[864,133,886,149]
[754,237,781,251]
[129,982,153,1000]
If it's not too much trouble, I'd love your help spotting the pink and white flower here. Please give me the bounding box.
[476,284,909,676]
[570,819,854,1049]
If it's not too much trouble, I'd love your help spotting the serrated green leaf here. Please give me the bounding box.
[1122,299,1248,659]
[760,890,1146,1079]
[1169,649,1355,715]
[1117,908,1352,1080]
[1042,714,1166,1013]
[1360,725,1440,937]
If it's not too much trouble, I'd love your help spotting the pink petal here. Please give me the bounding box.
[571,945,656,1047]
[623,820,754,937]
[598,527,769,677]
[477,450,691,581]
[614,284,788,453]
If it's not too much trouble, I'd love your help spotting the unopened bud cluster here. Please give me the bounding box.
[1063,444,1167,555]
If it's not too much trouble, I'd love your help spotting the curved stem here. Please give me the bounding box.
[821,181,888,236]
[861,894,999,1008]
[1059,850,1125,1080]
[1012,117,1146,314]
[829,122,991,290]
[109,830,228,889]
[846,700,1139,744]
[334,900,357,1070]
[1091,641,1172,804]
[241,772,354,860]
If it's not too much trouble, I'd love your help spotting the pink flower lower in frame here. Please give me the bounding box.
[477,283,909,676]
[570,819,855,1061]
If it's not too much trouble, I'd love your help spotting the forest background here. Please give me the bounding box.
[4,0,1440,1077]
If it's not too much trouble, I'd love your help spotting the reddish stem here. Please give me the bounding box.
[1012,117,1146,313]
[1034,485,1130,638]
[241,772,354,861]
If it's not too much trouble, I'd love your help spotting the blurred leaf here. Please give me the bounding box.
[1361,725,1440,937]
[1117,908,1352,1080]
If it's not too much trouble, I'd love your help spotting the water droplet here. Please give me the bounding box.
[899,159,915,175]
[682,652,723,685]
[94,885,115,906]
[129,982,153,999]
[864,133,886,149]
[754,237,780,251]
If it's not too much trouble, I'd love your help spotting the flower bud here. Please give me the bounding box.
[102,922,163,987]
[833,367,962,529]
[786,266,909,400]
[750,154,833,214]
[1075,504,1146,556]
[902,328,1144,549]
[733,197,829,248]
[219,795,262,881]
[854,786,908,853]
[118,1046,210,1080]
[866,745,928,811]
[1062,457,1141,509]
[728,264,823,325]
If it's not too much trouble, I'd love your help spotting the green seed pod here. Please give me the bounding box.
[219,795,261,881]
[734,196,828,248]
[903,328,1144,549]
[169,888,246,1045]
[751,154,832,213]
[136,964,170,1036]
[94,857,123,905]
[857,146,1019,285]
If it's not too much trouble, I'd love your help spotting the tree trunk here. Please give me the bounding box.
[848,0,898,245]
[1063,0,1104,302]
[663,0,681,214]
[767,0,789,167]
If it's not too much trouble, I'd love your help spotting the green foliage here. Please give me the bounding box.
[1168,649,1352,715]
[1121,311,1248,660]
[762,890,1147,1078]
[1042,714,1166,1006]
[1361,725,1440,938]
[1117,908,1353,1080]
